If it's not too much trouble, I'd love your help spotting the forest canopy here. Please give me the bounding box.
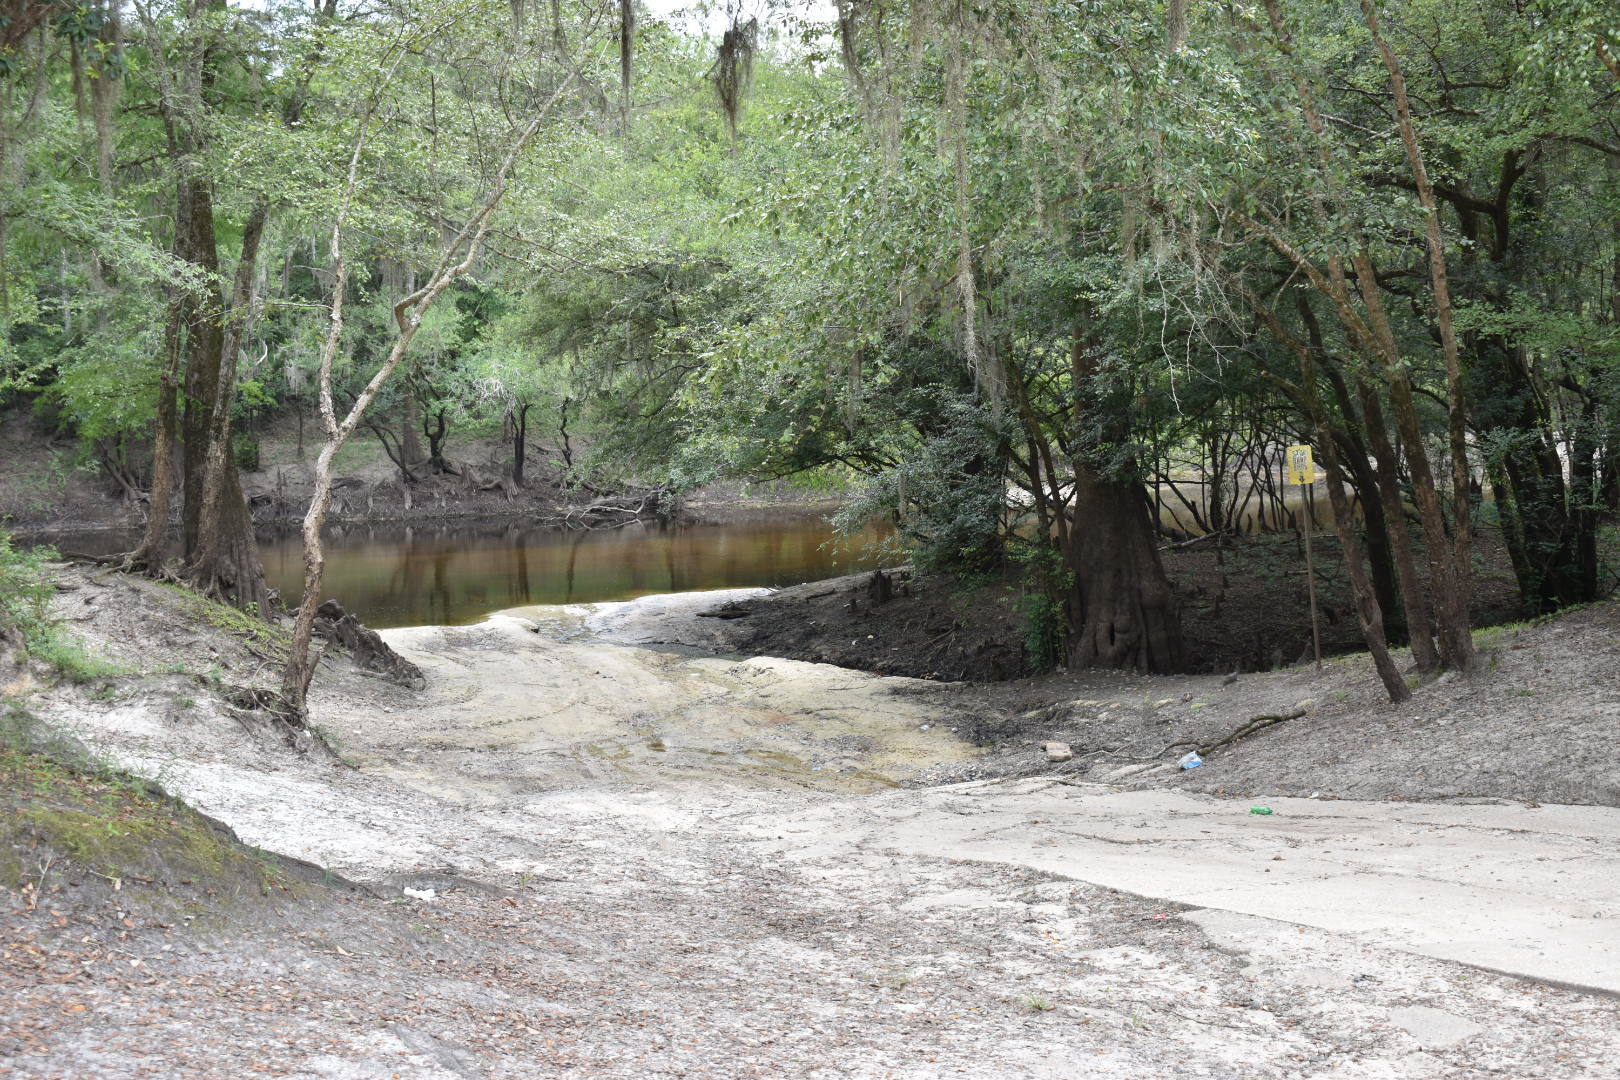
[2,0,1618,708]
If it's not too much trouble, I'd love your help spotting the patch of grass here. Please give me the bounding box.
[162,581,292,657]
[1,531,135,684]
[1473,600,1607,647]
[1025,996,1057,1012]
[35,637,132,683]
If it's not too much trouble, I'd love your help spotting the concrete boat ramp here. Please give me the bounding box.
[744,778,1620,998]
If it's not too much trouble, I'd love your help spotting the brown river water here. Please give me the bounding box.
[26,510,893,629]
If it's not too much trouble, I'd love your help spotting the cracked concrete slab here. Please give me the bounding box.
[747,781,1620,996]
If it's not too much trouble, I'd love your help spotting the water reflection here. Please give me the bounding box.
[28,512,891,629]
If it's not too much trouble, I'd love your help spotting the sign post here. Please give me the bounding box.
[1287,444,1322,670]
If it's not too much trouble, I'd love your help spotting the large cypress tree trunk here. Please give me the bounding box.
[187,201,271,612]
[177,176,220,554]
[1067,471,1185,673]
[401,396,424,477]
[1065,331,1184,674]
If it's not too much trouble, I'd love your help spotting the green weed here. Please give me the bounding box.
[1012,540,1071,674]
[161,581,291,655]
[1,531,134,683]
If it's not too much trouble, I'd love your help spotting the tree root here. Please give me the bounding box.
[58,551,124,566]
[218,682,344,757]
[1197,708,1307,756]
[547,487,673,530]
[313,600,425,690]
[1058,707,1312,773]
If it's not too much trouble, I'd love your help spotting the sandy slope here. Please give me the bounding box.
[7,579,1620,1078]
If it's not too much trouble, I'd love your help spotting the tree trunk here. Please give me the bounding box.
[187,201,272,613]
[618,0,634,139]
[401,395,424,474]
[423,406,451,474]
[1332,429,1400,638]
[285,442,341,706]
[1571,396,1601,602]
[512,401,530,487]
[1065,330,1184,673]
[1360,2,1475,669]
[1350,251,1472,670]
[125,300,184,571]
[173,172,269,612]
[1067,471,1185,673]
[557,394,575,468]
[1473,340,1592,612]
[1232,278,1409,701]
[1315,429,1410,702]
[282,64,574,715]
[365,420,419,484]
[179,251,223,554]
[1354,378,1440,671]
[1305,306,1421,653]
[1256,0,1446,680]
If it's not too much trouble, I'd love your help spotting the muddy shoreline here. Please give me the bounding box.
[7,493,848,540]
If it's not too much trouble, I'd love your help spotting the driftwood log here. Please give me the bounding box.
[550,488,673,530]
[313,600,426,690]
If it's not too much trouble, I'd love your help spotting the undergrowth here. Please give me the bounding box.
[0,703,289,902]
[0,529,132,682]
[0,532,313,910]
[1012,540,1071,674]
[162,580,292,658]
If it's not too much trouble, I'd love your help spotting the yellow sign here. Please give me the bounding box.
[1287,444,1314,485]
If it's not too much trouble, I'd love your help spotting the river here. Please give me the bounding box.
[24,508,893,628]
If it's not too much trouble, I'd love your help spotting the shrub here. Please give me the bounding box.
[1012,539,1072,673]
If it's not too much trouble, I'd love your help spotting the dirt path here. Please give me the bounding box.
[8,586,1620,1078]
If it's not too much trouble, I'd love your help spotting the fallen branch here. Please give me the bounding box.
[1156,531,1221,552]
